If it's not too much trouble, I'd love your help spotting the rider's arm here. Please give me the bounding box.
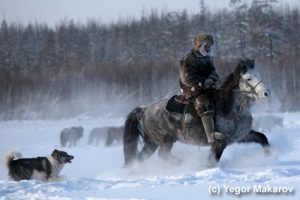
[208,62,220,83]
[180,57,207,88]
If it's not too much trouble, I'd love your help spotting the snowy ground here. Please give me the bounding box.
[0,113,300,200]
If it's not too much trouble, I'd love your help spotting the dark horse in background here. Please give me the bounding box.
[123,58,271,167]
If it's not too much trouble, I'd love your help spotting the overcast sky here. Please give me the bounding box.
[0,0,299,26]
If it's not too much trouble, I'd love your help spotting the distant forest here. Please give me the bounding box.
[0,0,299,120]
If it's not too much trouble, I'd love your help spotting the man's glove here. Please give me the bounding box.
[204,78,214,88]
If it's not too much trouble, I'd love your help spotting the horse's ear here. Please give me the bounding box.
[251,59,255,68]
[239,60,247,74]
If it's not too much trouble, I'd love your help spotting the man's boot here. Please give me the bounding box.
[201,114,224,143]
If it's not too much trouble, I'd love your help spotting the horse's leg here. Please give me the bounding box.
[158,141,183,165]
[238,130,270,153]
[105,131,114,147]
[137,138,158,162]
[208,140,227,166]
[158,142,173,160]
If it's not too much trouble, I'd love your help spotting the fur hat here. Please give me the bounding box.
[193,34,214,49]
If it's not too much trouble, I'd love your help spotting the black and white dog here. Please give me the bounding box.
[5,149,74,181]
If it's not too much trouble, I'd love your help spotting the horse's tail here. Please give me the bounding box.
[123,107,144,166]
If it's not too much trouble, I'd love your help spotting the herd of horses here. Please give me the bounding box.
[60,126,123,148]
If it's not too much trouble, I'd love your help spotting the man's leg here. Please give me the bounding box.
[195,96,224,143]
[200,112,217,143]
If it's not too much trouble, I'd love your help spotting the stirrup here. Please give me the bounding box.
[214,131,225,140]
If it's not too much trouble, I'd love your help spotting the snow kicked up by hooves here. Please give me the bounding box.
[1,113,300,200]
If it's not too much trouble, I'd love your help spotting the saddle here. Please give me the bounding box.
[166,95,199,118]
[165,95,207,144]
[165,95,186,113]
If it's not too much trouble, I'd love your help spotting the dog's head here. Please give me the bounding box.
[52,149,74,164]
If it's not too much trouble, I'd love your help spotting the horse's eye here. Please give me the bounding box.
[247,78,251,81]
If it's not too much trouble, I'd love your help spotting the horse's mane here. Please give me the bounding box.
[217,58,254,114]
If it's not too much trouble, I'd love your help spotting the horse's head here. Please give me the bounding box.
[237,58,270,100]
[218,58,270,114]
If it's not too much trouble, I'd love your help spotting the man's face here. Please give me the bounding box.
[204,43,211,53]
[199,42,212,56]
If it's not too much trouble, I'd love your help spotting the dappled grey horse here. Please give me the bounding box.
[123,58,270,166]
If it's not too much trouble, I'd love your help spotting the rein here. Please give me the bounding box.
[185,76,262,102]
[214,76,263,95]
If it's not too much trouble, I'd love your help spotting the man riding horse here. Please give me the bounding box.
[178,33,224,143]
[123,44,270,166]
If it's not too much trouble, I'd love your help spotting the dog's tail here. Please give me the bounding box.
[3,151,22,168]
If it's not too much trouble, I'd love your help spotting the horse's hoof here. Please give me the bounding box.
[123,159,136,169]
[207,154,218,168]
[167,155,182,165]
[264,145,272,155]
[207,159,218,168]
[122,163,131,169]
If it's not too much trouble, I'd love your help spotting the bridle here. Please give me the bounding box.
[214,75,263,95]
[185,75,264,102]
[238,76,263,96]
